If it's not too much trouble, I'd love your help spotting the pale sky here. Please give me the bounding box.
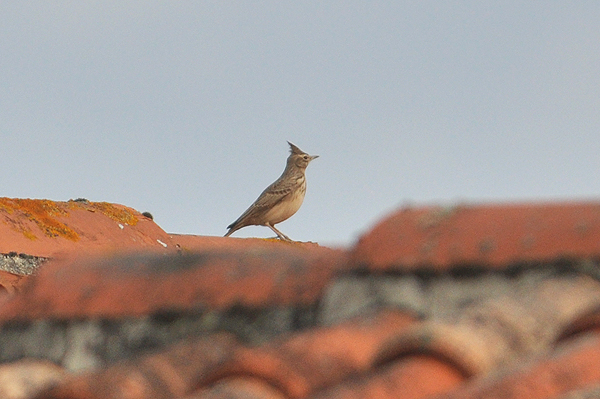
[2,2,599,246]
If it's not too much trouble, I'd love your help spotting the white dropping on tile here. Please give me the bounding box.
[157,239,167,247]
[118,224,124,229]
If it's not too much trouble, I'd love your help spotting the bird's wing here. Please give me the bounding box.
[226,178,296,230]
[253,178,296,208]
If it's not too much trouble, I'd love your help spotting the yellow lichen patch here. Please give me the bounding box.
[21,228,38,240]
[0,198,79,241]
[87,201,139,226]
[0,200,14,214]
[261,238,299,245]
[10,220,38,240]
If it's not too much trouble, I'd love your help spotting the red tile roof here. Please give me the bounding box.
[0,270,27,295]
[353,201,600,270]
[189,377,288,399]
[310,354,465,399]
[202,310,416,398]
[0,243,347,321]
[558,306,600,342]
[1,199,600,399]
[0,198,178,257]
[40,333,238,399]
[437,333,600,399]
[0,360,65,399]
[37,310,415,399]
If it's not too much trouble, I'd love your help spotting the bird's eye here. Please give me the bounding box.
[303,155,308,160]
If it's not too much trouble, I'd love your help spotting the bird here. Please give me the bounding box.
[224,141,319,241]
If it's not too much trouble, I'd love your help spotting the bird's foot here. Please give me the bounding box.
[277,234,293,242]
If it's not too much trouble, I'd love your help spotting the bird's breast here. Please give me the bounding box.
[263,181,306,224]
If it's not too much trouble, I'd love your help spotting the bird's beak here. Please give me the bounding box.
[310,155,319,161]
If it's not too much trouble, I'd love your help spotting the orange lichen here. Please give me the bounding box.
[87,202,139,226]
[0,198,141,241]
[0,198,79,241]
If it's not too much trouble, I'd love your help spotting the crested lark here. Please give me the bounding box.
[224,142,319,241]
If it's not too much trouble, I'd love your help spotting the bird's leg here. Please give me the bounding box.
[266,223,292,242]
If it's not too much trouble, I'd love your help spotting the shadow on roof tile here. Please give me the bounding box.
[0,271,28,295]
[38,333,238,399]
[558,305,600,344]
[436,333,600,399]
[201,309,416,398]
[36,309,416,399]
[375,276,600,377]
[309,354,464,399]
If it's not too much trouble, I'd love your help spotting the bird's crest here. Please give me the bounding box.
[287,141,305,155]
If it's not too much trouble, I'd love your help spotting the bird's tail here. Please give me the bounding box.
[224,221,239,237]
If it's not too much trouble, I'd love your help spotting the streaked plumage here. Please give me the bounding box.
[224,142,318,241]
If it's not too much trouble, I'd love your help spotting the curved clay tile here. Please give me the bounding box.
[0,270,28,295]
[375,276,600,377]
[0,245,347,321]
[0,360,65,399]
[309,354,464,399]
[36,310,416,399]
[437,333,600,399]
[202,309,416,398]
[353,201,600,270]
[189,377,288,399]
[40,333,239,399]
[0,198,178,258]
[557,305,600,343]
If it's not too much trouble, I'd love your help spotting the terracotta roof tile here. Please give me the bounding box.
[558,306,600,343]
[309,354,464,399]
[436,332,600,399]
[353,201,600,270]
[0,245,347,321]
[376,276,600,376]
[38,333,238,399]
[38,310,414,399]
[188,377,287,399]
[171,234,332,252]
[0,198,177,258]
[2,198,600,399]
[0,360,65,399]
[553,385,600,399]
[202,309,416,398]
[0,270,28,295]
